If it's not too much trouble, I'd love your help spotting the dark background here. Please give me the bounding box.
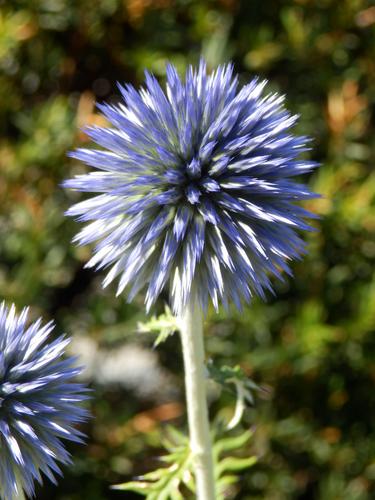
[0,0,374,498]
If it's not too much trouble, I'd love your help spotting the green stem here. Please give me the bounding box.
[179,293,215,500]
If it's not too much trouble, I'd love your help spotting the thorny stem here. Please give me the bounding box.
[179,293,215,500]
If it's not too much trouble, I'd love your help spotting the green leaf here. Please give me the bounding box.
[137,306,179,347]
[113,425,256,499]
[213,429,254,457]
[216,456,257,476]
[214,429,256,499]
[208,362,262,428]
[113,428,194,499]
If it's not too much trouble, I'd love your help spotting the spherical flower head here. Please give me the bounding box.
[0,302,89,499]
[64,60,319,314]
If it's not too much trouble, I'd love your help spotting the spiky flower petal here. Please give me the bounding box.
[65,60,319,314]
[0,302,89,500]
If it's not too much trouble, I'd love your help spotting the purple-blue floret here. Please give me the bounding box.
[0,302,89,499]
[64,60,319,313]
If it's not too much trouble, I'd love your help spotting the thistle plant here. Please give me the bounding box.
[0,302,89,500]
[64,60,318,499]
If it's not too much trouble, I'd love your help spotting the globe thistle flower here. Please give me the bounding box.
[64,60,319,314]
[0,302,89,500]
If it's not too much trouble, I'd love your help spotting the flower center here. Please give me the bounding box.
[182,157,221,205]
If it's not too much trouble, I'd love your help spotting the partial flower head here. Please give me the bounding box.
[0,302,89,499]
[65,60,318,314]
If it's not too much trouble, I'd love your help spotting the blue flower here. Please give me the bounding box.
[64,60,319,314]
[0,302,89,499]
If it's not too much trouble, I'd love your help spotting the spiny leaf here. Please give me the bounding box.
[163,425,189,447]
[112,480,150,493]
[214,429,254,456]
[113,425,256,499]
[216,456,257,476]
[208,362,263,428]
[217,474,238,488]
[214,429,257,499]
[208,362,261,392]
[113,430,193,499]
[137,305,178,346]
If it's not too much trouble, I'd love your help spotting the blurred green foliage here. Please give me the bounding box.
[0,0,374,498]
